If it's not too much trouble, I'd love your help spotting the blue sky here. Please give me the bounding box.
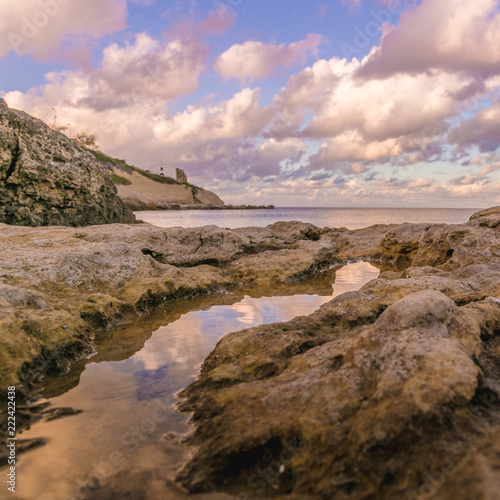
[1,0,499,207]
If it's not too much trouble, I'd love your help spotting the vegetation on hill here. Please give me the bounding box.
[84,148,135,174]
[85,148,192,186]
[84,147,208,203]
[137,169,180,184]
[110,173,132,185]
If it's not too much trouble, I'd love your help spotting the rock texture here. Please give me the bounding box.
[0,207,500,499]
[0,220,337,394]
[176,207,500,500]
[0,99,135,226]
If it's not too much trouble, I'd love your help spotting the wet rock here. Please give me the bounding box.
[174,207,500,499]
[177,291,500,499]
[230,239,339,286]
[0,221,346,393]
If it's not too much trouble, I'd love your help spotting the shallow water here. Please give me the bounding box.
[10,262,379,500]
[135,207,481,230]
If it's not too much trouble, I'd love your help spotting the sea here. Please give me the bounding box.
[135,207,483,230]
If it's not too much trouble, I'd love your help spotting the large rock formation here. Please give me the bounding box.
[175,208,500,500]
[0,208,499,499]
[0,99,135,226]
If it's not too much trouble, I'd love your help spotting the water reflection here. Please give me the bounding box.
[11,262,379,500]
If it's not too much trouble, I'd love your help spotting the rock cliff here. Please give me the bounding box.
[0,99,135,226]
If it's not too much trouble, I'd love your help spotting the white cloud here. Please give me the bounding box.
[214,34,324,82]
[0,0,127,60]
[258,138,306,160]
[5,33,210,113]
[359,0,500,78]
[269,55,484,170]
[86,34,210,109]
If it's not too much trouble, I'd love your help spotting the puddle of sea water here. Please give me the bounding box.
[8,262,379,500]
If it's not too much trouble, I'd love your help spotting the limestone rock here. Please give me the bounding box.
[469,206,500,228]
[177,291,499,499]
[0,221,346,392]
[0,99,135,226]
[230,239,339,286]
[175,208,500,499]
[1,205,500,499]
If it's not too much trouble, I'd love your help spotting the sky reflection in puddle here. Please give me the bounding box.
[12,262,379,500]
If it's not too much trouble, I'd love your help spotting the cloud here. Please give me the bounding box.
[0,0,127,60]
[257,138,306,161]
[86,34,210,109]
[448,100,500,152]
[214,167,496,208]
[269,55,484,170]
[7,33,210,113]
[316,3,328,18]
[359,0,500,78]
[312,131,405,164]
[198,6,236,35]
[165,136,305,183]
[214,34,324,82]
[302,64,459,142]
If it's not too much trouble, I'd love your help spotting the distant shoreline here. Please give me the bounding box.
[136,203,275,211]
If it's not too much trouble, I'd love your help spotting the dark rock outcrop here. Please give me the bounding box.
[0,99,135,226]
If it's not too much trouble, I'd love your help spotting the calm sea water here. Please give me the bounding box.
[135,207,483,230]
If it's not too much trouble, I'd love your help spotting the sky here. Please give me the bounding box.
[1,0,500,207]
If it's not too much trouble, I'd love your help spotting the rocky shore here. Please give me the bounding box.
[0,207,499,499]
[0,220,338,397]
[175,207,500,499]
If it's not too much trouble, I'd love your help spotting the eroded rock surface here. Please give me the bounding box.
[176,207,500,499]
[0,99,134,226]
[1,207,500,499]
[0,220,341,393]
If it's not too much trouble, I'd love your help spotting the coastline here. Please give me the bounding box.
[0,207,499,498]
[134,203,276,211]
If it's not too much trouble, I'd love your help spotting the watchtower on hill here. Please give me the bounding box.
[146,161,187,182]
